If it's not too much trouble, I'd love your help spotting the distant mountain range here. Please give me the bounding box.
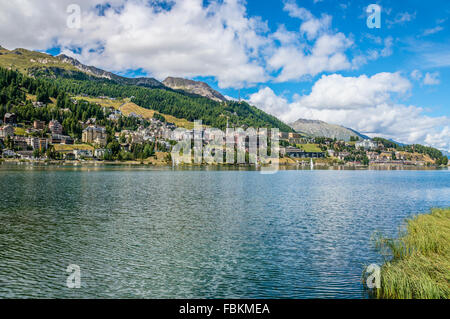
[290,118,369,141]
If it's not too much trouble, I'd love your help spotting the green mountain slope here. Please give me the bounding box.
[0,46,293,132]
[0,47,81,74]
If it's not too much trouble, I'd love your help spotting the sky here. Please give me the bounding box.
[0,0,449,151]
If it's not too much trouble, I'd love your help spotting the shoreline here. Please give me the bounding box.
[1,158,448,170]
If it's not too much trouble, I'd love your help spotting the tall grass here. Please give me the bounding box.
[367,208,450,299]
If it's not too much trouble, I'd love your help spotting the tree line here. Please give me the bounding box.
[44,75,294,132]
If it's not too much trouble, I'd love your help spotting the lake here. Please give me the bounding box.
[0,165,449,298]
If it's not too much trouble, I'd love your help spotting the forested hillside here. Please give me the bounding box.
[47,77,294,131]
[373,137,448,165]
[0,67,146,140]
[0,47,293,132]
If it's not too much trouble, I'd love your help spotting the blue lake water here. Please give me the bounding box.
[0,165,449,298]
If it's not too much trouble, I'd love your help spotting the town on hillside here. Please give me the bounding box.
[1,95,448,167]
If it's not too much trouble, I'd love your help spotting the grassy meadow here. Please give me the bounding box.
[53,144,94,152]
[75,96,195,129]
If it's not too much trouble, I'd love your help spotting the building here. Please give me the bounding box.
[379,152,392,161]
[26,137,48,151]
[74,149,93,159]
[356,139,378,150]
[16,151,34,160]
[63,152,76,160]
[49,134,74,145]
[94,148,109,159]
[82,126,108,147]
[367,152,380,161]
[33,120,46,130]
[39,138,49,151]
[278,132,290,140]
[395,152,407,161]
[0,125,14,138]
[131,133,144,144]
[49,120,63,135]
[108,114,120,121]
[281,146,325,158]
[27,137,40,150]
[288,132,302,139]
[338,152,350,161]
[12,136,29,150]
[2,149,16,158]
[4,113,17,125]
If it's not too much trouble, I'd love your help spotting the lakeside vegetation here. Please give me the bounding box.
[368,208,450,299]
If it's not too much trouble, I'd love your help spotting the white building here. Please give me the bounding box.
[2,149,16,158]
[356,139,378,150]
[0,125,14,138]
[94,149,109,159]
[74,149,93,159]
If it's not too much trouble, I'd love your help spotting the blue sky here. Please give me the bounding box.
[214,0,450,117]
[0,0,448,150]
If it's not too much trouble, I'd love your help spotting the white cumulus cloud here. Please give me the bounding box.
[0,0,271,88]
[249,73,450,152]
[0,0,394,88]
[423,72,440,85]
[410,70,440,86]
[268,1,353,82]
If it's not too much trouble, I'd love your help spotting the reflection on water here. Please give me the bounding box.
[0,166,449,298]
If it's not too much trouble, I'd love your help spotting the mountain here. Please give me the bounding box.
[0,46,294,132]
[0,47,80,73]
[163,77,227,102]
[56,54,164,88]
[0,46,164,89]
[290,118,368,141]
[0,47,226,98]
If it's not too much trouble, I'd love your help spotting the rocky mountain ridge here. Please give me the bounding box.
[290,118,368,141]
[163,76,227,102]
